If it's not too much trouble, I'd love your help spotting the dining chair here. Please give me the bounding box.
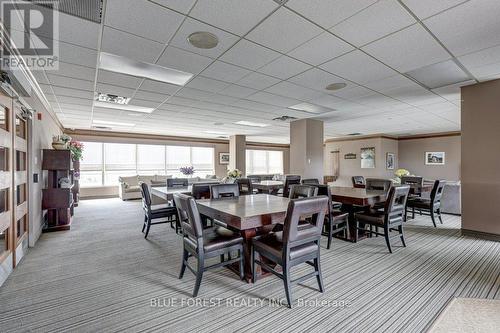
[261,175,274,181]
[354,185,410,253]
[247,175,261,183]
[191,183,212,200]
[406,180,446,227]
[211,183,240,199]
[283,175,301,197]
[236,178,253,195]
[301,178,320,185]
[139,182,179,237]
[315,185,349,249]
[167,178,188,188]
[352,176,366,188]
[174,193,244,297]
[252,196,329,308]
[365,178,393,192]
[401,176,424,197]
[288,184,318,199]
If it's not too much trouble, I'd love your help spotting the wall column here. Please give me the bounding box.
[229,135,246,174]
[289,119,324,180]
[461,79,500,237]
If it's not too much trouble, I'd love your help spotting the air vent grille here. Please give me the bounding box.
[273,115,297,122]
[28,0,103,23]
[347,133,362,136]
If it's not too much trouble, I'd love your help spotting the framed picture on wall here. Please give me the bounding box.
[360,147,375,169]
[386,152,395,170]
[219,152,230,165]
[425,152,445,165]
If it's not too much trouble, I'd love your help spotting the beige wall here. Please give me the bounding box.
[27,94,63,246]
[461,79,500,236]
[290,119,324,180]
[324,137,398,186]
[398,135,461,181]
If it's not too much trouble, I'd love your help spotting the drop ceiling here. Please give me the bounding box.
[17,0,500,143]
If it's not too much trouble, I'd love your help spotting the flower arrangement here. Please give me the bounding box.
[227,169,242,179]
[394,168,410,178]
[180,166,195,176]
[69,140,84,160]
[52,134,73,150]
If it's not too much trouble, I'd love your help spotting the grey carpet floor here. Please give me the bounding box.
[0,198,499,333]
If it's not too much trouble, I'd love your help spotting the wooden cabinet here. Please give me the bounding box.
[42,149,75,232]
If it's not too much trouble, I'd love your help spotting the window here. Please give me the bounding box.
[0,228,8,256]
[0,147,8,171]
[0,106,8,132]
[15,116,26,139]
[17,216,27,238]
[79,142,215,186]
[80,142,103,187]
[0,188,8,214]
[137,145,165,175]
[16,151,26,171]
[246,150,284,175]
[16,184,26,206]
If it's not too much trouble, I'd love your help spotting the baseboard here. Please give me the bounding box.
[80,195,119,200]
[461,229,500,242]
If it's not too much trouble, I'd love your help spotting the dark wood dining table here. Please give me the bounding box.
[197,194,290,282]
[252,180,283,195]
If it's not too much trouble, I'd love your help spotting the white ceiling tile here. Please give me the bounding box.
[246,7,323,53]
[31,70,49,85]
[149,0,197,14]
[96,83,136,97]
[431,80,474,102]
[56,96,93,106]
[189,0,278,36]
[308,94,350,109]
[176,87,216,100]
[169,18,239,59]
[331,0,416,47]
[202,94,239,105]
[133,90,169,103]
[186,76,230,93]
[320,50,397,83]
[406,59,470,89]
[55,62,96,81]
[200,61,251,83]
[459,45,500,69]
[140,79,180,95]
[220,39,281,70]
[257,55,311,80]
[219,85,257,98]
[101,27,164,63]
[364,74,419,92]
[286,0,378,28]
[58,41,98,68]
[288,68,345,91]
[265,81,322,101]
[105,0,184,43]
[52,86,94,99]
[330,85,375,100]
[362,24,450,72]
[47,74,94,91]
[157,46,213,75]
[246,91,300,108]
[402,0,469,20]
[230,99,283,113]
[288,32,354,66]
[127,99,162,108]
[424,0,500,56]
[236,72,281,90]
[97,70,143,88]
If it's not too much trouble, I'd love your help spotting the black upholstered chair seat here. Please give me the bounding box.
[253,232,318,262]
[201,228,243,253]
[355,209,385,225]
[407,198,438,209]
[332,202,342,210]
[149,206,177,219]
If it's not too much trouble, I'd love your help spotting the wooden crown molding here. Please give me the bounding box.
[398,131,461,141]
[324,131,461,143]
[324,134,398,143]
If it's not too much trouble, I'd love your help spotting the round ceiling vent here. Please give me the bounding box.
[325,82,347,91]
[187,31,219,49]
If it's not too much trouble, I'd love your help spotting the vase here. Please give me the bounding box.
[52,142,67,150]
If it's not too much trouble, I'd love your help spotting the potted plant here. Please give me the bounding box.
[68,140,84,161]
[52,134,72,150]
[394,168,410,183]
[179,166,195,178]
[226,169,242,183]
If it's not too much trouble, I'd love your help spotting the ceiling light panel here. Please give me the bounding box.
[93,120,135,127]
[405,60,470,89]
[99,52,194,86]
[288,102,335,114]
[235,120,270,127]
[94,101,155,113]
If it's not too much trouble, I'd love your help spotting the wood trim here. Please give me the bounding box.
[397,131,461,141]
[65,129,290,149]
[324,134,398,143]
[0,250,11,264]
[461,229,500,241]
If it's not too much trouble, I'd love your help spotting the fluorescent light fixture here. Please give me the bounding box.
[93,120,135,127]
[235,120,269,127]
[99,52,194,86]
[96,93,130,105]
[94,101,154,113]
[204,130,228,135]
[288,102,335,114]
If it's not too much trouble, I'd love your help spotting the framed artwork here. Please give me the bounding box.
[360,147,375,169]
[344,153,357,159]
[219,152,230,165]
[425,152,445,165]
[386,152,395,170]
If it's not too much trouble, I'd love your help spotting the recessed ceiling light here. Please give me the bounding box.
[93,120,135,127]
[326,82,347,91]
[94,101,154,113]
[235,120,269,128]
[99,52,193,86]
[187,31,219,49]
[289,102,336,114]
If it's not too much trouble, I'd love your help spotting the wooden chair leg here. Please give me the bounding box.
[437,208,443,224]
[283,264,293,308]
[314,255,324,293]
[251,246,256,283]
[383,226,392,253]
[179,249,188,279]
[327,220,333,249]
[398,225,406,247]
[355,220,359,243]
[412,206,415,219]
[193,256,204,297]
[144,217,152,239]
[239,249,244,280]
[430,210,437,227]
[142,215,147,233]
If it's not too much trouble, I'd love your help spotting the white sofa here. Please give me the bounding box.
[118,175,171,201]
